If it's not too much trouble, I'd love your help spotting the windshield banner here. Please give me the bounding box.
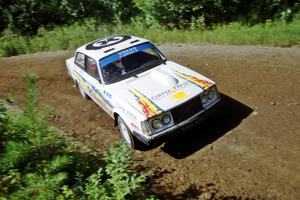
[100,42,154,68]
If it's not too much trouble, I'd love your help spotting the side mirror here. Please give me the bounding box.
[97,78,102,84]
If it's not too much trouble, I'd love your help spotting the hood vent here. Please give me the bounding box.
[150,68,179,87]
[104,48,115,53]
[130,39,139,44]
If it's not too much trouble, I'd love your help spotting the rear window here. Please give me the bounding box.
[75,52,85,69]
[86,57,99,78]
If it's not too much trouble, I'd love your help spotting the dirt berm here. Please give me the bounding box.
[0,45,299,199]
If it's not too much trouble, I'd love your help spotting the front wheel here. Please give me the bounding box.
[118,116,136,149]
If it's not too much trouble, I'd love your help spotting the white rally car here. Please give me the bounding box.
[66,35,221,149]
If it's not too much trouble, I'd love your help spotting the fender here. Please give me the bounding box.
[66,58,75,81]
[112,105,143,134]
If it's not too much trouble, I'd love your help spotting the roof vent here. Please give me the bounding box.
[130,39,139,44]
[104,48,115,53]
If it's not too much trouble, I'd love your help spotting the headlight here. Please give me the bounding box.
[207,89,215,99]
[162,114,171,125]
[152,119,162,129]
[146,111,174,134]
[201,94,208,104]
[201,86,218,106]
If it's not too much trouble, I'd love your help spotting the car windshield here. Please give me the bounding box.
[99,42,166,84]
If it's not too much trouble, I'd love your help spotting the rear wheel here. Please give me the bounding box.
[118,116,136,148]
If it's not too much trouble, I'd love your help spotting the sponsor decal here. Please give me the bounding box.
[103,90,112,99]
[73,71,113,114]
[91,86,113,113]
[86,35,131,50]
[174,71,213,90]
[73,71,90,92]
[130,89,163,118]
[118,106,138,121]
[131,122,140,131]
[118,47,138,58]
[151,81,190,102]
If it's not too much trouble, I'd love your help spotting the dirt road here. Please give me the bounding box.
[0,45,299,199]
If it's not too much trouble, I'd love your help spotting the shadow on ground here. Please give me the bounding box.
[161,93,253,159]
[140,167,261,200]
[147,174,259,200]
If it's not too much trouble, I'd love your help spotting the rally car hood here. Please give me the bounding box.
[108,61,215,118]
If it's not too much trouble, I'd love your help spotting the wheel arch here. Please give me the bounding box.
[114,110,146,150]
[74,79,79,87]
[113,112,119,127]
[113,112,133,133]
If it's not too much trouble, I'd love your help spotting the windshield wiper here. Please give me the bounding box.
[141,59,161,69]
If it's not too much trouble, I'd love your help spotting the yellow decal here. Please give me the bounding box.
[173,91,186,100]
[175,71,213,90]
[74,71,113,114]
[74,72,89,91]
[91,89,112,113]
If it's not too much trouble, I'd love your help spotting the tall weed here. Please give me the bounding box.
[0,74,155,199]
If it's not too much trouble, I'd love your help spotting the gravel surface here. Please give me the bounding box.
[1,44,299,199]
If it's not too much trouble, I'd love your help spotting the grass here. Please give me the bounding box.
[0,74,155,199]
[0,19,300,57]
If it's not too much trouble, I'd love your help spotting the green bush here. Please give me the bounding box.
[4,0,102,35]
[1,0,139,36]
[0,0,9,34]
[1,0,299,36]
[0,74,155,199]
[1,18,300,57]
[134,0,299,28]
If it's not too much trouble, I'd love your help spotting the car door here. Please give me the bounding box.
[73,52,91,95]
[84,55,114,117]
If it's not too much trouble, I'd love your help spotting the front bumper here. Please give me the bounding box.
[132,98,221,146]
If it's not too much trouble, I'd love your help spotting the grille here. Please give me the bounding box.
[171,96,203,124]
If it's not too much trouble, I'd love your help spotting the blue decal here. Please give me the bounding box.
[74,70,114,111]
[91,85,114,109]
[100,42,154,68]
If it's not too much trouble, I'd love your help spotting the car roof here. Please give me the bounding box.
[76,35,150,61]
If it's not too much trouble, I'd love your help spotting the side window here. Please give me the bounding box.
[86,56,99,79]
[75,52,85,69]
